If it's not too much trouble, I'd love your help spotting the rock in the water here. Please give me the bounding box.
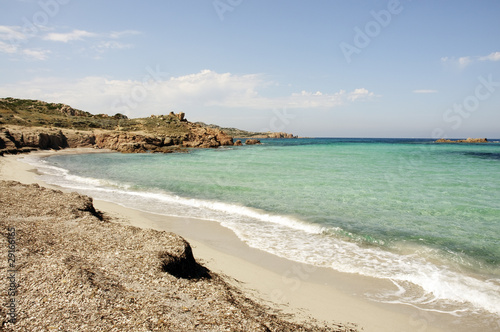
[245,139,261,145]
[234,140,242,146]
[436,138,488,143]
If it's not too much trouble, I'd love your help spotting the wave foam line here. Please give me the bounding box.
[24,155,500,317]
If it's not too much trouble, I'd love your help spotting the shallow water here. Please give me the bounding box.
[23,138,500,319]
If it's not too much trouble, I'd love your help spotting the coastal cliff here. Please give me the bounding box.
[0,98,234,155]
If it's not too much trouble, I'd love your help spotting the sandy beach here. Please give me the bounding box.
[1,149,490,331]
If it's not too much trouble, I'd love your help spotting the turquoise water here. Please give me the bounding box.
[24,138,500,317]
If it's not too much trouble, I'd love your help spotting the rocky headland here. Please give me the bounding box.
[0,98,239,155]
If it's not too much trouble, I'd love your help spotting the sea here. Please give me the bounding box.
[21,138,500,321]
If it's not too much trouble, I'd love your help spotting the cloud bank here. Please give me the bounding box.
[0,70,376,117]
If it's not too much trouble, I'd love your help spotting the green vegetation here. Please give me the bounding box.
[0,97,190,136]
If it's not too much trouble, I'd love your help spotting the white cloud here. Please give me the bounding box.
[108,30,141,39]
[0,41,17,54]
[348,88,374,101]
[458,56,472,68]
[0,25,27,41]
[43,29,97,42]
[442,51,500,68]
[0,40,50,60]
[479,52,500,62]
[21,48,51,60]
[42,29,140,43]
[0,26,139,61]
[0,70,376,117]
[413,89,438,94]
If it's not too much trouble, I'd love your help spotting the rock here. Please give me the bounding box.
[163,137,173,146]
[436,138,488,143]
[176,112,185,121]
[245,139,261,145]
[0,130,18,150]
[1,128,68,150]
[38,130,68,150]
[66,132,96,148]
[182,122,233,148]
[234,140,242,146]
[0,108,236,154]
[158,239,210,279]
[266,132,297,138]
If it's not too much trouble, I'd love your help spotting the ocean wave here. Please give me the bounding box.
[21,155,500,318]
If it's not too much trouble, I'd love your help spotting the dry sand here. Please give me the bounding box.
[1,149,486,331]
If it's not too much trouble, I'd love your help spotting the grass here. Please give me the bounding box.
[0,97,190,136]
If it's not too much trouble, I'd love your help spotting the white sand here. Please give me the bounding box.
[2,149,486,332]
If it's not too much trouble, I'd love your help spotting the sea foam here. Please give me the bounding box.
[21,154,500,318]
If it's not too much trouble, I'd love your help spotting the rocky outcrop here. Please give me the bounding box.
[436,138,488,143]
[245,139,261,145]
[266,132,297,139]
[0,128,69,154]
[182,123,233,148]
[9,130,68,150]
[168,111,186,122]
[0,122,234,155]
[234,140,242,146]
[58,104,90,117]
[0,100,236,154]
[94,132,183,153]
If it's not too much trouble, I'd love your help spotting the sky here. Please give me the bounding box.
[1,0,499,138]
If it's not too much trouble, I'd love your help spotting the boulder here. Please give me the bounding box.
[245,139,261,145]
[158,239,210,279]
[176,112,185,121]
[234,140,242,146]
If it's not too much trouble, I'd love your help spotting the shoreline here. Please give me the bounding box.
[1,148,495,331]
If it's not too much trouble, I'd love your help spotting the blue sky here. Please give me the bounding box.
[1,0,499,137]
